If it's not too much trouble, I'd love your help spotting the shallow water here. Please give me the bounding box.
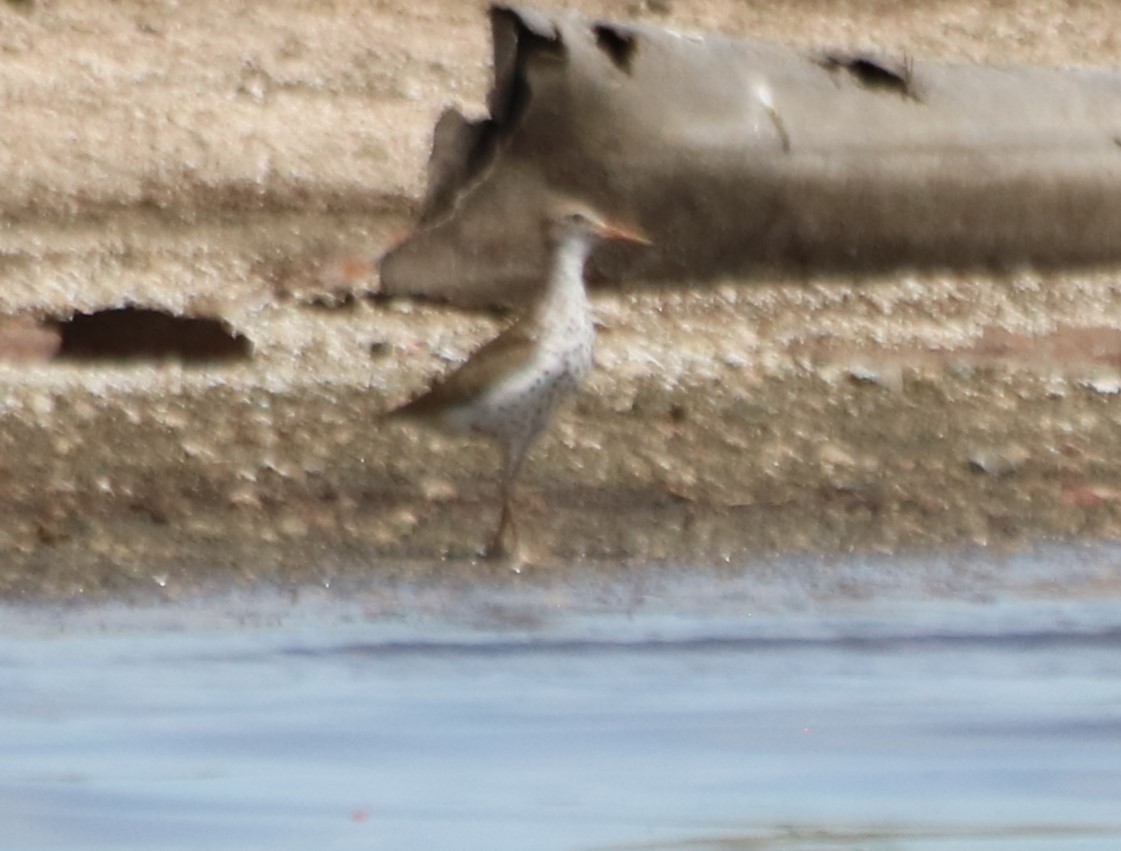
[3,546,1121,850]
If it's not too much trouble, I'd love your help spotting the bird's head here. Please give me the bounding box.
[545,199,651,247]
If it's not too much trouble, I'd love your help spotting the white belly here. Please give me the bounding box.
[446,336,593,443]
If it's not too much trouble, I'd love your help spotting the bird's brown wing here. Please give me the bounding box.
[389,319,540,419]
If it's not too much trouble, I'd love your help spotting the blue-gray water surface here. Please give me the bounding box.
[3,545,1121,850]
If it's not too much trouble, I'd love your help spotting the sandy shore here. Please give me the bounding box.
[4,0,1121,600]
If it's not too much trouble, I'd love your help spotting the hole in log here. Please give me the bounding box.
[594,24,638,74]
[815,51,918,99]
[52,307,251,363]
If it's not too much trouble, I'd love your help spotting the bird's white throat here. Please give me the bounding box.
[535,231,594,327]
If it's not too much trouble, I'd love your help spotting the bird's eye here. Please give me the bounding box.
[567,211,590,225]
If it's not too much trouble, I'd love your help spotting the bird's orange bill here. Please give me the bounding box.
[598,221,652,245]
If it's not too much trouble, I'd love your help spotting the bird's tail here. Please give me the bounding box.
[381,403,411,422]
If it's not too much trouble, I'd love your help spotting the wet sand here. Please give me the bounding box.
[5,0,1121,599]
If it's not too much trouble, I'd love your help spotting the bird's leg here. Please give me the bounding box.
[488,483,516,559]
[485,440,527,559]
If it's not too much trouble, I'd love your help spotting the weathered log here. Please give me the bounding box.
[382,4,1121,305]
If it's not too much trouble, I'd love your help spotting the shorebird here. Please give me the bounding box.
[389,201,649,559]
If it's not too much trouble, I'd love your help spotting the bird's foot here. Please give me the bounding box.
[482,531,534,573]
[484,503,516,561]
[482,535,511,561]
